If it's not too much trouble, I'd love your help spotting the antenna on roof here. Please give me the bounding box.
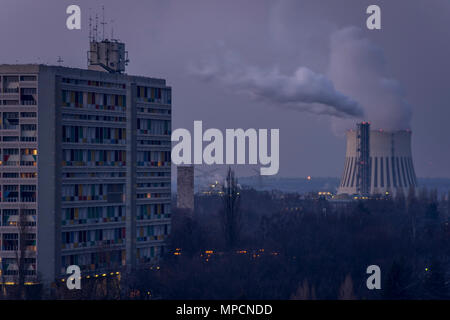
[87,6,129,73]
[88,9,92,42]
[57,56,64,66]
[110,19,115,40]
[101,5,107,40]
[94,13,99,42]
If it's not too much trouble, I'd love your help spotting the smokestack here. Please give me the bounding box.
[338,123,417,196]
[356,122,371,195]
[177,166,195,215]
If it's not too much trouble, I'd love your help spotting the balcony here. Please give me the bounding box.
[2,161,20,166]
[2,125,19,130]
[19,161,37,167]
[20,125,37,141]
[21,197,36,203]
[3,88,19,94]
[21,100,37,106]
[2,76,19,96]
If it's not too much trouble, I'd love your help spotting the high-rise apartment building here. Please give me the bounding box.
[0,51,172,284]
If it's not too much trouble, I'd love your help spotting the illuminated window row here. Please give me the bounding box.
[62,125,126,144]
[136,86,171,104]
[62,206,125,225]
[62,90,126,111]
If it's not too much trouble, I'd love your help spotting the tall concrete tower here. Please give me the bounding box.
[338,123,417,195]
[177,166,195,214]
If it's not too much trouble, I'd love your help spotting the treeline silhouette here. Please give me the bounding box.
[4,182,448,300]
[143,185,450,300]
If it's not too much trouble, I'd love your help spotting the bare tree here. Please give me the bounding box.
[338,274,356,300]
[220,167,241,251]
[0,264,6,299]
[291,279,316,300]
[407,185,417,243]
[14,205,30,299]
[447,191,450,219]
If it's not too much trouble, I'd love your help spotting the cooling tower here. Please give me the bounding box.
[338,123,417,195]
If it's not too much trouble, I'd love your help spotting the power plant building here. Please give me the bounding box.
[0,40,172,284]
[338,123,417,196]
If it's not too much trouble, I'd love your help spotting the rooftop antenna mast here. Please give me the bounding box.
[88,10,92,42]
[94,13,99,42]
[110,19,115,40]
[101,5,107,40]
[87,7,128,74]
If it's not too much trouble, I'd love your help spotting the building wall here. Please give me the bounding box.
[134,81,171,265]
[58,69,129,277]
[37,67,58,283]
[125,83,137,271]
[0,65,172,283]
[0,65,39,283]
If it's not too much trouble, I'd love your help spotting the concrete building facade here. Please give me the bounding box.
[0,64,171,283]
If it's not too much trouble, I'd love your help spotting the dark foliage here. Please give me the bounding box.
[126,186,450,300]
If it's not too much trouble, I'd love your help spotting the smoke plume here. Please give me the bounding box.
[329,27,412,131]
[189,50,364,118]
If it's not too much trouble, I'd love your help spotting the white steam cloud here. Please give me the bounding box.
[329,27,412,132]
[189,51,365,118]
[189,26,412,130]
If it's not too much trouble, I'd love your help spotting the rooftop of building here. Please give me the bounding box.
[347,128,412,133]
[0,64,169,87]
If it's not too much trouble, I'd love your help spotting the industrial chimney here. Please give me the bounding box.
[177,165,195,215]
[338,123,417,196]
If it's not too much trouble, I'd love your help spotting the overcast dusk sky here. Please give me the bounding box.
[2,0,449,178]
